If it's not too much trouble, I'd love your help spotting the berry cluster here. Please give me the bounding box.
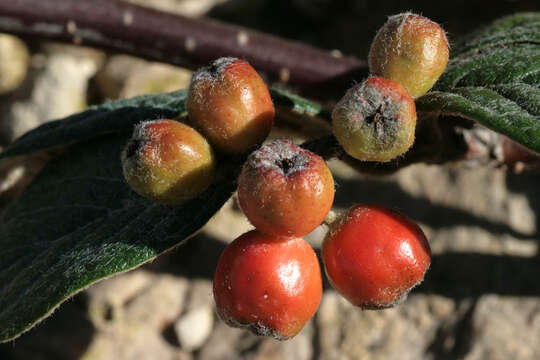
[121,57,274,205]
[216,139,334,339]
[120,11,445,341]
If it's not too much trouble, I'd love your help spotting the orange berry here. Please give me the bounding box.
[187,57,275,154]
[238,139,335,237]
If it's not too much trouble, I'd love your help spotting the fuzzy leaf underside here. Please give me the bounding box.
[0,87,326,343]
[417,12,540,153]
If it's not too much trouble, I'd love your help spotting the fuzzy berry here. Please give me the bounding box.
[237,139,335,238]
[187,57,275,154]
[332,76,417,162]
[213,230,322,339]
[322,204,431,309]
[121,119,215,205]
[369,13,449,99]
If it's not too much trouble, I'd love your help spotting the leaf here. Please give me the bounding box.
[0,90,188,160]
[270,88,331,121]
[0,132,238,343]
[416,12,540,153]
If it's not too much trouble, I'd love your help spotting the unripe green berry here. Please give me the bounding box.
[369,13,449,99]
[121,119,215,205]
[332,76,416,162]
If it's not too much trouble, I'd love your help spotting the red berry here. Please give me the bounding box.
[213,230,322,340]
[187,57,275,154]
[237,139,335,238]
[322,204,431,309]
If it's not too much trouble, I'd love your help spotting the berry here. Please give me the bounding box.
[237,139,335,238]
[332,76,416,162]
[187,57,275,154]
[368,12,449,99]
[121,119,215,205]
[213,230,322,339]
[322,204,431,309]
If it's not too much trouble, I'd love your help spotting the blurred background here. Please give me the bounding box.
[0,0,539,359]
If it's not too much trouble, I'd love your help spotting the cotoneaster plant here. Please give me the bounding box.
[121,119,215,205]
[1,6,537,347]
[237,139,335,238]
[368,12,449,99]
[332,76,417,162]
[322,204,431,309]
[187,57,275,155]
[213,230,323,340]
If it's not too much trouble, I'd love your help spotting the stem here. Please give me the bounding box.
[0,0,368,98]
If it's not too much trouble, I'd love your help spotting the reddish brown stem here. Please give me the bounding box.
[0,0,367,98]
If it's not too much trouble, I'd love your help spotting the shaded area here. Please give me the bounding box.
[333,175,538,242]
[209,0,539,59]
[426,298,477,360]
[419,252,540,298]
[506,170,540,253]
[0,293,94,360]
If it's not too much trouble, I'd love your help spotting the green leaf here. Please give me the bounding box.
[0,90,188,160]
[417,12,540,153]
[270,88,331,121]
[0,132,238,343]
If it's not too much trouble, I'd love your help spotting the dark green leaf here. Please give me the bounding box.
[0,132,238,342]
[270,88,331,121]
[417,13,540,153]
[0,90,188,160]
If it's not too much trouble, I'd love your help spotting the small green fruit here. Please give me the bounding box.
[332,76,416,162]
[368,13,449,99]
[121,119,215,205]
